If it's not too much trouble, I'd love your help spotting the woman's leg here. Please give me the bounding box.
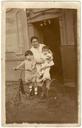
[45,79,51,97]
[41,81,47,98]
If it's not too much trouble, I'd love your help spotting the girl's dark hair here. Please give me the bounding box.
[42,45,49,51]
[31,36,39,43]
[25,50,33,56]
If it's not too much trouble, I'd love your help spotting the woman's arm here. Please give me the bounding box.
[36,58,44,64]
[41,60,54,70]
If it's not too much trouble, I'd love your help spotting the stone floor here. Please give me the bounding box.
[6,81,78,124]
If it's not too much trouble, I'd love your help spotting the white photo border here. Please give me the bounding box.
[1,1,81,127]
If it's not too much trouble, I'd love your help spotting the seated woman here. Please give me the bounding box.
[30,36,54,98]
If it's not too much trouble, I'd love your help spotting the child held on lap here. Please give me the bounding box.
[39,46,54,97]
[15,50,38,96]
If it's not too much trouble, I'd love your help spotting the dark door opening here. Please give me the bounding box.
[34,18,63,83]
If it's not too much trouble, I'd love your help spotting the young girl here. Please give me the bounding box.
[15,50,38,96]
[39,46,54,98]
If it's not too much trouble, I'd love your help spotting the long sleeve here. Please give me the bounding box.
[41,60,54,70]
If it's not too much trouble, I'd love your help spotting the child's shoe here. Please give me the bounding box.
[29,90,34,96]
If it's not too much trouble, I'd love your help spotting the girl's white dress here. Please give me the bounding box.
[40,51,54,81]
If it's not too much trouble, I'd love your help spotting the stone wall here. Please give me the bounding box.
[6,9,29,82]
[60,10,77,86]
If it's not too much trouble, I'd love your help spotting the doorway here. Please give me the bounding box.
[33,18,63,83]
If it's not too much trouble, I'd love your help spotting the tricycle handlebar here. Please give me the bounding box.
[13,68,31,71]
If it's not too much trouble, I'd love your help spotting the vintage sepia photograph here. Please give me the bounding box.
[1,1,80,127]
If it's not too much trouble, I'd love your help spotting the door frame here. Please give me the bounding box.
[27,10,66,83]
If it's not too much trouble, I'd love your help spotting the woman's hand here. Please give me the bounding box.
[37,58,44,64]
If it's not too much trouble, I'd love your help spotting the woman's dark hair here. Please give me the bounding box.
[31,36,39,43]
[25,50,33,56]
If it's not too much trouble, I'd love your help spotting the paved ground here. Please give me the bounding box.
[6,81,78,124]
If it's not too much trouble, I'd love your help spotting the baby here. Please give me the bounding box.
[15,50,38,96]
[39,46,54,80]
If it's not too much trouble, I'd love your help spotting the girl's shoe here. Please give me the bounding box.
[29,90,34,96]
